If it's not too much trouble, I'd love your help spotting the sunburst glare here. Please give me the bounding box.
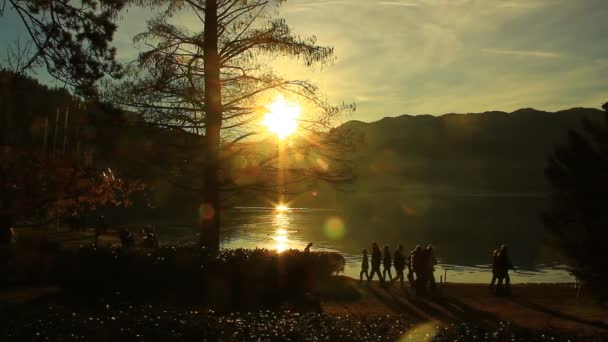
[275,204,289,212]
[262,94,301,140]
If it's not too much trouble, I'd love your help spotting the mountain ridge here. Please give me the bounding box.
[340,106,603,128]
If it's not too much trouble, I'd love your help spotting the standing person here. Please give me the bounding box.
[382,245,393,283]
[369,242,384,283]
[407,247,416,288]
[393,245,406,287]
[489,247,500,291]
[94,215,107,248]
[119,228,134,249]
[68,210,79,232]
[411,245,425,294]
[496,244,513,295]
[141,225,159,248]
[425,245,438,292]
[360,249,370,282]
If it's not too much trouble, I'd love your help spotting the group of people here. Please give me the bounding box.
[119,225,159,249]
[360,243,438,294]
[360,242,515,296]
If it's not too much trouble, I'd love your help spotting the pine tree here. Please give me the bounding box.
[543,102,608,299]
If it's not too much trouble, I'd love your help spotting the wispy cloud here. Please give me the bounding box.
[482,48,561,58]
[498,0,556,9]
[379,1,420,7]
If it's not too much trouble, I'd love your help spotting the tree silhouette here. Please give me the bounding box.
[543,102,608,298]
[113,0,355,251]
[1,0,124,94]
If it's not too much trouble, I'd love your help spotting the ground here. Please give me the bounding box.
[321,276,608,334]
[2,229,608,339]
[2,277,606,336]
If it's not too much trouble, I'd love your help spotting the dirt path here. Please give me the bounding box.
[321,277,608,333]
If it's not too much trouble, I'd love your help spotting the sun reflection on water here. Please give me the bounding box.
[272,212,291,253]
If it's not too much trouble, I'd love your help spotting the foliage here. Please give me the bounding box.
[1,0,124,94]
[0,70,144,229]
[0,151,145,223]
[57,246,345,308]
[543,102,608,298]
[0,70,206,220]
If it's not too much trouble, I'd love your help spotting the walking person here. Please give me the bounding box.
[424,245,437,293]
[360,249,370,282]
[407,247,416,288]
[382,245,393,283]
[393,245,406,287]
[369,242,384,284]
[411,245,425,294]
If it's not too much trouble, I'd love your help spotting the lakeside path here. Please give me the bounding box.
[321,276,608,334]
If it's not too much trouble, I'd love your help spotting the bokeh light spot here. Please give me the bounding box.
[323,216,346,240]
[199,203,215,221]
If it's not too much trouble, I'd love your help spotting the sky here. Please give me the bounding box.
[1,0,608,122]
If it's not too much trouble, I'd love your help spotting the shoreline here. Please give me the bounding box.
[320,276,607,333]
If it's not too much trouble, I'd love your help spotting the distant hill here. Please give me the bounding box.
[337,107,605,194]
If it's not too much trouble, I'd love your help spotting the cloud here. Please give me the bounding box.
[379,1,420,7]
[1,0,606,122]
[498,0,557,9]
[482,48,561,58]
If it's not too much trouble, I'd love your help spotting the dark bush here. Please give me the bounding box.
[57,246,345,309]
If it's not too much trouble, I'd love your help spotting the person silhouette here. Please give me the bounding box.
[489,247,500,291]
[94,215,108,248]
[369,242,383,284]
[496,244,513,295]
[141,225,159,248]
[411,245,425,294]
[304,242,313,253]
[360,249,370,282]
[119,228,134,248]
[424,245,437,292]
[382,245,393,283]
[393,244,406,287]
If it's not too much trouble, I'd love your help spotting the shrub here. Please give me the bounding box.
[57,246,345,309]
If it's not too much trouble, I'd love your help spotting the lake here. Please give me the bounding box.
[158,205,575,284]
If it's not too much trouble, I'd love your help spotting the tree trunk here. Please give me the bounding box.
[200,0,222,252]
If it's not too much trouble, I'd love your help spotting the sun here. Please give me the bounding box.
[275,204,289,212]
[262,94,301,140]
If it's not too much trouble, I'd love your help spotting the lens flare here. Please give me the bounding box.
[398,322,440,341]
[323,216,346,240]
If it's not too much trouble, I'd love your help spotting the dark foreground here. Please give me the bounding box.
[1,303,605,341]
[2,279,607,341]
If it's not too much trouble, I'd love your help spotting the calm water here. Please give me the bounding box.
[159,206,575,284]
